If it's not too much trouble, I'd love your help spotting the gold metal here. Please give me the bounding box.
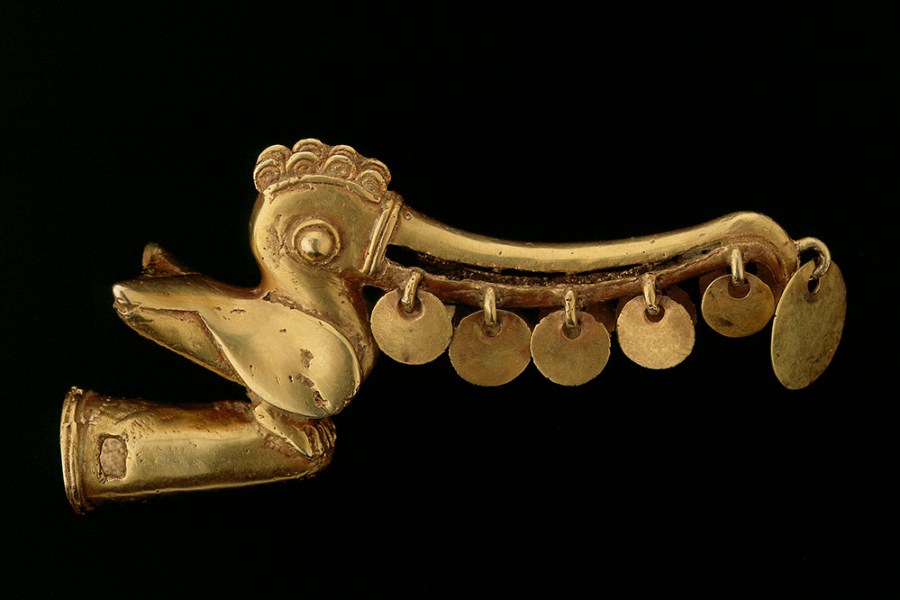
[401,271,423,314]
[664,285,697,325]
[448,305,532,387]
[796,237,832,280]
[370,288,452,365]
[771,261,847,389]
[564,289,579,330]
[531,309,611,386]
[482,287,499,335]
[642,273,660,316]
[701,272,776,338]
[730,248,746,285]
[699,269,727,297]
[61,138,848,511]
[61,387,334,513]
[392,207,800,278]
[588,302,618,333]
[617,295,696,369]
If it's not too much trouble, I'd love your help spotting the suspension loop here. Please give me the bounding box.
[400,271,423,314]
[730,247,746,286]
[482,287,499,335]
[564,288,579,330]
[797,237,832,281]
[642,273,659,316]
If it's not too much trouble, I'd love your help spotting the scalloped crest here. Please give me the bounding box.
[253,138,392,202]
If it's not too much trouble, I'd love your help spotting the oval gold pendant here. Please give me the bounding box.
[701,272,775,337]
[617,295,695,369]
[448,310,532,386]
[771,261,846,389]
[531,310,611,386]
[371,289,453,365]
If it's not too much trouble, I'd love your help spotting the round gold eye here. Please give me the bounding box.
[293,220,339,264]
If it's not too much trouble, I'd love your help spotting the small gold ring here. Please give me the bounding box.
[797,237,832,280]
[642,273,659,316]
[730,248,745,285]
[564,288,579,330]
[481,288,500,336]
[401,271,423,314]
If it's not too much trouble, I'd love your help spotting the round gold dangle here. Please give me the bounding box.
[664,284,697,324]
[586,301,617,333]
[448,288,532,386]
[771,241,846,389]
[701,248,775,338]
[370,272,453,365]
[617,274,695,369]
[531,289,611,386]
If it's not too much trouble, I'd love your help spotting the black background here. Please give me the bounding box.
[3,5,896,597]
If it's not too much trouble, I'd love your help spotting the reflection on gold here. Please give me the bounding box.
[62,139,846,511]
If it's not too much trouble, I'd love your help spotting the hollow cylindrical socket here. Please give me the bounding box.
[60,387,335,513]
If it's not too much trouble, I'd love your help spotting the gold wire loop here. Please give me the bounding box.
[730,247,746,285]
[641,273,659,316]
[564,288,579,330]
[400,271,423,314]
[482,287,499,335]
[797,237,832,280]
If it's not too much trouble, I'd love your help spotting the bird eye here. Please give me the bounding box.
[293,220,340,264]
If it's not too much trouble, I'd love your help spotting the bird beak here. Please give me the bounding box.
[112,247,248,385]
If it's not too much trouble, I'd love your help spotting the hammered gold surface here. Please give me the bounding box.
[617,295,695,369]
[371,289,453,365]
[701,272,775,337]
[61,388,335,513]
[586,302,618,333]
[665,285,698,324]
[771,261,846,389]
[449,310,532,386]
[62,138,846,512]
[531,311,611,386]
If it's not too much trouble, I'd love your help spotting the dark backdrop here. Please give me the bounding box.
[3,6,895,597]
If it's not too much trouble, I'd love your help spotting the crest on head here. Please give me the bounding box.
[253,138,393,202]
[249,139,403,283]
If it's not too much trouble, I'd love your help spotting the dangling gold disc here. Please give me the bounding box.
[371,289,452,365]
[665,285,698,324]
[531,311,611,386]
[449,310,532,386]
[586,302,617,333]
[699,269,726,297]
[617,295,695,369]
[771,261,846,389]
[701,272,775,337]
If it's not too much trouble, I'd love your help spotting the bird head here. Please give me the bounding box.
[112,140,403,417]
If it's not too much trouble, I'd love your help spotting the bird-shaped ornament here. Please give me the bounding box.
[61,139,847,512]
